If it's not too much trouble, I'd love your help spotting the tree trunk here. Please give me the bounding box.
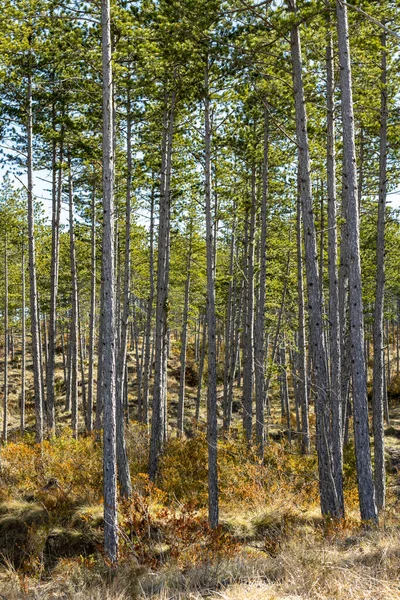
[195,314,206,425]
[223,220,235,431]
[336,0,377,522]
[326,25,344,515]
[177,228,192,436]
[46,131,63,433]
[3,235,8,442]
[255,105,269,457]
[296,192,310,454]
[149,88,175,480]
[204,60,219,528]
[21,243,26,436]
[101,0,118,563]
[115,88,133,499]
[242,167,256,444]
[142,184,155,426]
[87,184,96,433]
[68,154,79,439]
[288,0,341,518]
[27,70,44,443]
[372,31,387,513]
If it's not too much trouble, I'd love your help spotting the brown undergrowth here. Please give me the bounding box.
[0,424,398,599]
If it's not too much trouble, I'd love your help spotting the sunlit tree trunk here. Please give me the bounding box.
[3,234,8,442]
[68,155,79,439]
[21,243,26,436]
[255,105,269,457]
[204,59,219,528]
[116,91,133,498]
[326,25,344,515]
[27,70,44,443]
[372,31,387,514]
[288,0,341,517]
[101,0,118,563]
[336,0,377,522]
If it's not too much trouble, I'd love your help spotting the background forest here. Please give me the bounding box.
[0,0,400,598]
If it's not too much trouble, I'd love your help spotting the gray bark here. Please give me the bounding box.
[195,314,206,425]
[204,60,219,528]
[87,184,96,433]
[326,26,344,515]
[3,235,8,442]
[177,227,192,436]
[101,0,118,563]
[288,0,341,518]
[242,167,256,443]
[115,90,133,499]
[27,70,44,443]
[149,88,175,480]
[296,193,310,454]
[255,105,269,457]
[222,220,235,431]
[336,0,377,522]
[21,243,26,435]
[68,155,79,438]
[46,131,63,433]
[142,184,155,426]
[372,31,387,513]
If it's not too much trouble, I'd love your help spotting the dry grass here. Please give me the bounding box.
[0,526,397,599]
[0,348,400,599]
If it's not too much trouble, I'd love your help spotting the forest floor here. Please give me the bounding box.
[0,348,399,599]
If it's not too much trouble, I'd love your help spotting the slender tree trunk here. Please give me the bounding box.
[195,314,206,425]
[149,88,175,480]
[372,31,387,513]
[223,220,235,431]
[116,91,133,499]
[142,184,155,426]
[27,70,44,443]
[177,229,192,436]
[87,184,96,433]
[21,243,26,436]
[3,235,8,442]
[77,295,87,430]
[242,167,256,443]
[204,60,219,528]
[288,0,341,518]
[101,0,118,562]
[255,105,269,457]
[336,0,377,522]
[46,132,63,433]
[326,25,344,515]
[68,155,79,438]
[296,191,310,454]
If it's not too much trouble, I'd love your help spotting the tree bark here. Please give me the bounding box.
[372,31,387,514]
[101,0,118,563]
[3,234,8,442]
[27,69,44,443]
[326,25,344,515]
[255,105,269,456]
[87,184,96,433]
[177,226,192,436]
[204,60,219,528]
[149,88,175,480]
[296,192,310,454]
[336,0,377,522]
[21,243,26,436]
[46,130,63,433]
[142,183,155,426]
[288,0,341,518]
[115,88,133,499]
[68,154,79,439]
